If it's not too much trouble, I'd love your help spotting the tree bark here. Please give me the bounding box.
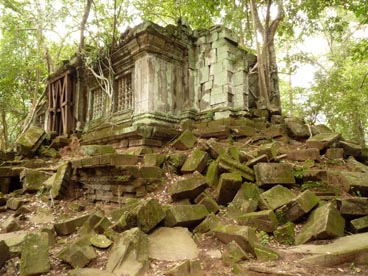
[79,0,93,54]
[1,107,8,150]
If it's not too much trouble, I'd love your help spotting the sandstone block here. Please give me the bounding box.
[259,185,295,210]
[254,163,295,187]
[237,210,279,233]
[16,125,46,157]
[337,197,368,217]
[217,173,242,205]
[218,155,254,182]
[194,192,219,213]
[0,240,10,268]
[169,173,209,201]
[172,130,197,150]
[181,149,208,173]
[306,133,341,151]
[273,222,295,245]
[20,169,50,193]
[54,214,90,236]
[287,148,321,162]
[325,148,344,159]
[285,118,309,138]
[165,204,209,228]
[296,203,345,245]
[168,260,204,276]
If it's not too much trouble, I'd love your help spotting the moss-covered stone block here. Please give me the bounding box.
[0,240,10,268]
[16,125,46,157]
[20,232,50,276]
[206,161,220,188]
[172,130,197,150]
[194,191,219,213]
[296,202,345,245]
[205,138,228,159]
[337,197,368,217]
[169,173,209,201]
[257,142,278,161]
[213,224,258,255]
[165,204,209,228]
[181,148,209,173]
[254,163,295,187]
[218,155,254,182]
[20,169,50,193]
[50,162,72,199]
[254,244,279,261]
[168,260,204,276]
[81,145,116,156]
[259,185,295,210]
[285,118,309,138]
[222,240,249,266]
[237,210,279,233]
[279,190,320,222]
[287,148,321,162]
[306,133,341,151]
[273,222,295,245]
[217,173,243,205]
[193,213,220,234]
[57,240,96,268]
[143,154,166,167]
[351,216,368,233]
[54,214,90,236]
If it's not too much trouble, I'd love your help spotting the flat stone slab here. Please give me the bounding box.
[337,197,368,217]
[259,185,295,210]
[287,148,321,162]
[181,149,208,173]
[68,268,115,276]
[288,232,368,266]
[172,130,197,150]
[306,133,341,151]
[164,204,209,228]
[169,173,209,201]
[217,173,242,205]
[148,227,199,261]
[254,163,295,187]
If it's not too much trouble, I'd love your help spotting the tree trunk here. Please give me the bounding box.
[1,108,8,150]
[79,0,93,54]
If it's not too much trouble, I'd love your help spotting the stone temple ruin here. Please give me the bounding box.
[46,22,261,146]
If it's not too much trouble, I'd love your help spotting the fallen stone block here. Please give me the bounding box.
[0,240,10,268]
[49,136,69,150]
[217,155,254,182]
[54,214,90,236]
[227,184,260,219]
[279,190,320,222]
[257,142,278,161]
[340,141,362,158]
[167,260,204,276]
[194,192,219,213]
[181,148,209,173]
[206,161,220,187]
[287,148,321,162]
[222,240,249,266]
[165,204,209,228]
[340,172,368,196]
[90,234,112,249]
[50,162,72,199]
[37,145,60,158]
[306,133,341,151]
[143,153,166,167]
[167,153,187,171]
[273,222,295,245]
[2,215,21,233]
[148,227,199,261]
[254,163,295,187]
[217,173,242,205]
[193,214,220,234]
[296,202,345,245]
[259,185,295,210]
[68,268,115,276]
[246,154,268,168]
[0,230,28,255]
[172,130,197,150]
[20,232,50,276]
[254,244,279,261]
[57,237,96,269]
[350,216,368,233]
[237,210,279,233]
[213,224,257,255]
[16,125,46,157]
[285,118,310,138]
[20,169,50,193]
[325,148,344,159]
[6,198,24,210]
[230,125,255,138]
[205,138,228,159]
[347,156,368,173]
[81,145,116,156]
[193,125,230,139]
[169,173,209,201]
[337,197,368,217]
[106,227,149,276]
[289,232,368,266]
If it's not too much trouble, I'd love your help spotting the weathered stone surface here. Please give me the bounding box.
[259,185,295,210]
[279,190,320,222]
[49,136,69,150]
[213,224,257,255]
[254,244,279,261]
[165,204,209,228]
[0,231,28,254]
[20,169,50,192]
[257,142,278,161]
[143,154,166,167]
[16,125,46,157]
[0,240,10,268]
[337,197,368,217]
[340,172,368,196]
[50,162,72,199]
[273,222,295,245]
[254,163,295,187]
[237,210,278,233]
[227,184,260,219]
[57,238,96,269]
[193,125,230,139]
[106,227,149,276]
[246,154,268,168]
[350,216,368,233]
[90,234,112,249]
[325,148,344,159]
[167,153,187,170]
[217,173,243,205]
[169,173,209,201]
[81,145,116,156]
[306,133,341,151]
[285,118,309,138]
[68,268,115,276]
[205,138,227,159]
[37,145,60,158]
[2,216,21,232]
[287,148,321,162]
[172,130,197,150]
[54,214,90,236]
[347,156,368,173]
[289,232,368,266]
[218,155,254,182]
[20,232,50,276]
[148,227,199,261]
[296,203,345,245]
[206,161,220,187]
[222,240,249,265]
[126,199,166,233]
[230,125,256,138]
[193,213,220,234]
[6,198,24,210]
[168,260,203,276]
[194,192,219,213]
[340,141,362,158]
[181,148,209,173]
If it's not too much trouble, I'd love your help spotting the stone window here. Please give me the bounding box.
[91,88,105,120]
[116,73,133,112]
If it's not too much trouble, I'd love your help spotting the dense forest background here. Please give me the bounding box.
[0,0,367,149]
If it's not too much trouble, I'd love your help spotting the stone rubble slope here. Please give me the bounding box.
[0,112,368,275]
